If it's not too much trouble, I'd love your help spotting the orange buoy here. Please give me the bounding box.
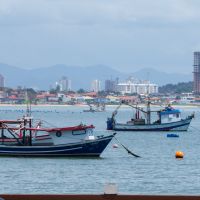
[175,151,184,158]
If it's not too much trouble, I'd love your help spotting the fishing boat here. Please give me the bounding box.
[0,117,114,157]
[83,103,105,112]
[107,101,194,131]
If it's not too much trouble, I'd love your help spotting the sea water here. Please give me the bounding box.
[0,105,200,195]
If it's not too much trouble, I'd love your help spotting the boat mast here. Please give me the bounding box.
[146,81,151,125]
[26,90,31,117]
[147,98,151,125]
[25,90,32,145]
[1,123,4,144]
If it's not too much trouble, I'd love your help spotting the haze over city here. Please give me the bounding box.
[1,2,200,197]
[0,0,199,73]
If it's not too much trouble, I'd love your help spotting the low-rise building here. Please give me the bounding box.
[119,96,139,104]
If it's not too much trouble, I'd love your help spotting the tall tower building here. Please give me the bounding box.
[193,52,200,94]
[105,80,115,92]
[91,80,101,92]
[57,76,71,92]
[0,74,4,88]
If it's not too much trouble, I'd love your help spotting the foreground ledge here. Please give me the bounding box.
[0,194,200,200]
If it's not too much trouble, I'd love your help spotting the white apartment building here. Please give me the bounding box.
[91,80,101,92]
[117,80,158,95]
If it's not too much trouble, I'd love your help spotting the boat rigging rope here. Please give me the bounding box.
[34,119,58,128]
[1,123,23,145]
[113,134,140,158]
[190,125,200,132]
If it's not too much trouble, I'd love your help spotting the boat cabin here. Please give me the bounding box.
[45,125,95,145]
[158,107,181,124]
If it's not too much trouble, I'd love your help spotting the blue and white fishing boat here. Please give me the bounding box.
[107,101,194,131]
[0,117,114,157]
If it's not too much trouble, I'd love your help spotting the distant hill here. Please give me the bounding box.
[159,81,193,94]
[132,68,192,86]
[0,63,192,90]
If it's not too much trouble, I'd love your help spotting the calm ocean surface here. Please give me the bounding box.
[0,105,200,195]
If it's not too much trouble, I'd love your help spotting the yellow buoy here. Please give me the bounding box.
[175,151,184,158]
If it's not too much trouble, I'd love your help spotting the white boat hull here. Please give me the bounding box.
[107,117,192,131]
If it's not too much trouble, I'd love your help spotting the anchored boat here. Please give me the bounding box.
[83,103,105,112]
[0,117,114,157]
[107,101,194,131]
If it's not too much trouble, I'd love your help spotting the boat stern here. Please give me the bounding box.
[107,118,114,130]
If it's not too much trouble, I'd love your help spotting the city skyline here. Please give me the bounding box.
[0,69,159,93]
[0,62,192,90]
[0,1,200,73]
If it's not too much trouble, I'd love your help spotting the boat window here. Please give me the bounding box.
[72,130,86,135]
[176,113,180,118]
[87,129,93,136]
[168,114,173,119]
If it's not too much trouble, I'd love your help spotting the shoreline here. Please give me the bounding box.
[0,103,198,109]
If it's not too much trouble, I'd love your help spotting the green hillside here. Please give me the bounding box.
[159,81,193,94]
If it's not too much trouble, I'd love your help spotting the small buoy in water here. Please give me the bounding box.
[175,151,184,158]
[113,144,119,148]
[167,133,179,138]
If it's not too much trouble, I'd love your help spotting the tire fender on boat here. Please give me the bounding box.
[56,130,62,137]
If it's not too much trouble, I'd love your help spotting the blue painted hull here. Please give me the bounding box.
[0,135,113,157]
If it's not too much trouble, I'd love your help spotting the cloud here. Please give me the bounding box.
[0,0,198,73]
[0,0,200,27]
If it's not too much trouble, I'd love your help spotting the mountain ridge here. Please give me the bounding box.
[0,63,192,90]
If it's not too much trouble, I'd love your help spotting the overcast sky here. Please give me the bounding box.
[0,0,200,73]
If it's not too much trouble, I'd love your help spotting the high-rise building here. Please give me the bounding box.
[57,76,71,92]
[0,74,4,88]
[193,52,200,94]
[105,80,115,92]
[91,80,101,92]
[105,78,119,92]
